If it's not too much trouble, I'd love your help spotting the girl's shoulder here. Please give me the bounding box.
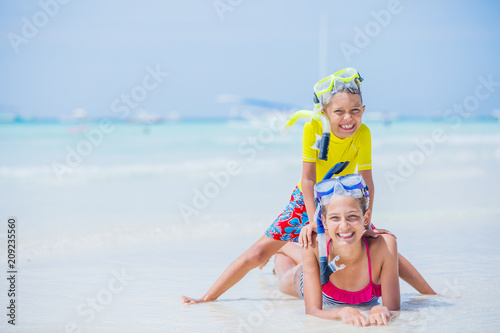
[365,234,398,260]
[301,233,321,264]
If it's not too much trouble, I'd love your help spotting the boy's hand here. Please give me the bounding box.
[298,223,317,247]
[363,227,397,239]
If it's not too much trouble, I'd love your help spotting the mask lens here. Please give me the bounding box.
[333,182,347,195]
[315,179,336,197]
[314,76,334,95]
[337,68,358,80]
[340,175,362,188]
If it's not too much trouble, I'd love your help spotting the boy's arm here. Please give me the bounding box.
[358,169,374,214]
[299,161,316,247]
[359,169,397,239]
[359,169,396,238]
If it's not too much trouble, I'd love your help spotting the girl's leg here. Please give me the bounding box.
[182,235,286,303]
[274,242,302,297]
[398,254,436,295]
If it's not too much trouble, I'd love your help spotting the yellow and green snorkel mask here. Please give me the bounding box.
[313,67,363,107]
[282,68,363,161]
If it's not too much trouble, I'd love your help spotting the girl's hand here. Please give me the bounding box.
[180,296,208,304]
[363,228,397,239]
[298,223,317,247]
[368,305,392,326]
[338,307,369,327]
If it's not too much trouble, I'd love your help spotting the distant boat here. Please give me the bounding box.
[64,108,88,133]
[0,112,18,123]
[363,111,399,125]
[492,110,500,123]
[130,109,161,124]
[165,110,181,121]
[216,94,301,128]
[216,94,301,111]
[72,108,87,119]
[0,104,20,123]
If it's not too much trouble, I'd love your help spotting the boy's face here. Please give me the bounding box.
[322,92,365,139]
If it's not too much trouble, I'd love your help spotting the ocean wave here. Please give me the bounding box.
[374,133,500,147]
[0,156,300,182]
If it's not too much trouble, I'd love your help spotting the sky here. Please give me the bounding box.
[0,0,499,120]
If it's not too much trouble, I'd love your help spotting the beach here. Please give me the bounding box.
[1,117,500,332]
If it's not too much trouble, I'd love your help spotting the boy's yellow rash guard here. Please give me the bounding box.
[298,121,372,191]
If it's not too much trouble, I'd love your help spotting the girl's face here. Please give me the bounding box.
[322,92,365,139]
[323,196,369,247]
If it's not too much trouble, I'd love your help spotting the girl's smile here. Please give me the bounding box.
[337,231,355,240]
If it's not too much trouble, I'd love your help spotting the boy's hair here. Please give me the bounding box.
[321,80,363,109]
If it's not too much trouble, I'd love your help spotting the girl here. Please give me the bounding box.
[275,173,399,327]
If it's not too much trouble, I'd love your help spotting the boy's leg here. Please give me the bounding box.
[274,242,302,276]
[398,253,436,295]
[182,186,306,304]
[200,235,287,302]
[276,242,302,266]
[274,243,302,297]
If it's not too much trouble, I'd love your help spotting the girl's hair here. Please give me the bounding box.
[320,196,368,219]
[321,79,363,109]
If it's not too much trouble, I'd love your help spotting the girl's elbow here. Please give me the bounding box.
[305,306,320,316]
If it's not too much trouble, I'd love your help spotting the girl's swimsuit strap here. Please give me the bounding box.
[362,237,373,284]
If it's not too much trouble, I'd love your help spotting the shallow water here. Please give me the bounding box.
[1,118,499,331]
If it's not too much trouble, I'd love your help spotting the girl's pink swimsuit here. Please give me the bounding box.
[301,237,382,305]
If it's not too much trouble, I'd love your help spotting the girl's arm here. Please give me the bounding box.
[301,237,369,326]
[367,235,400,325]
[298,161,317,247]
[301,239,323,314]
[377,235,400,311]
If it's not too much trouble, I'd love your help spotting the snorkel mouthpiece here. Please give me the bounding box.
[319,257,330,285]
[315,112,331,161]
[320,257,346,285]
[318,133,330,161]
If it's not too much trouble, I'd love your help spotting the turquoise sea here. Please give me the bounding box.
[1,116,500,332]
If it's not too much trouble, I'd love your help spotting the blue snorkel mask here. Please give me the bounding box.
[314,161,370,285]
